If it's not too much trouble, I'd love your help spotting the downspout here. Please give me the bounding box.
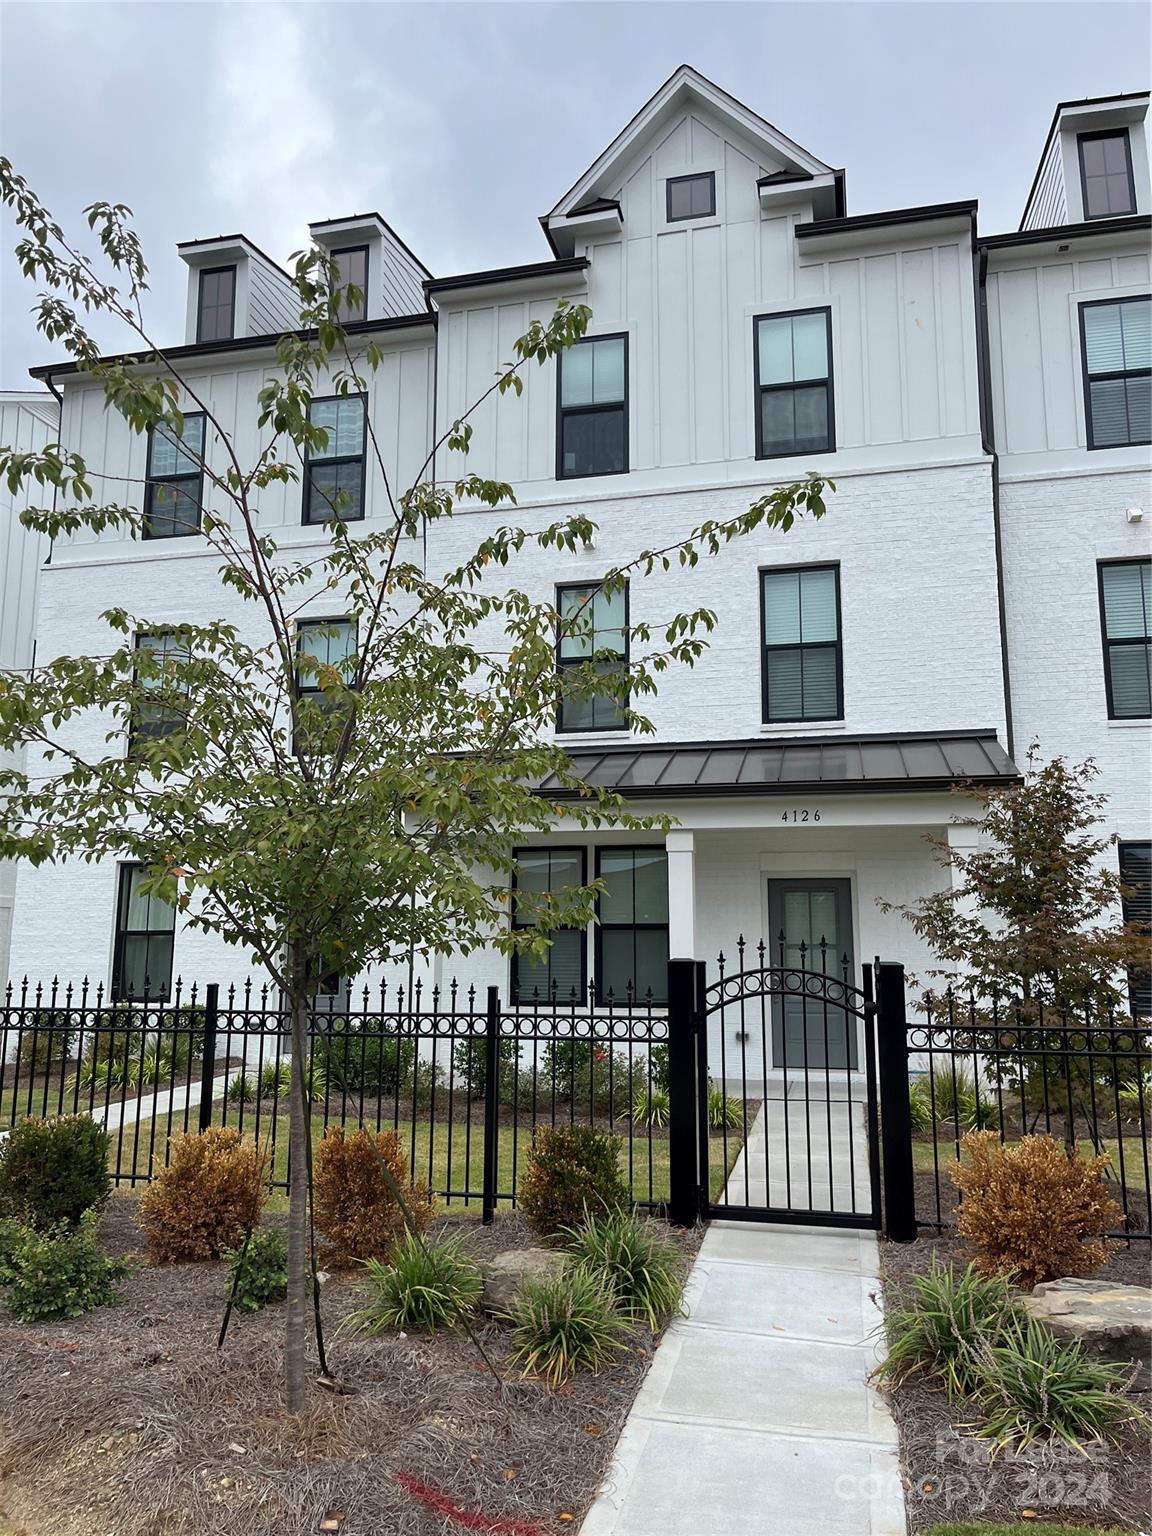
[972,233,1015,762]
[39,368,64,575]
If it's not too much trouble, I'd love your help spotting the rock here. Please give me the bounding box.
[480,1248,567,1315]
[1022,1278,1152,1389]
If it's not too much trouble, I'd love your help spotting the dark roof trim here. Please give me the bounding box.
[567,197,623,216]
[983,214,1152,251]
[27,311,436,382]
[795,200,978,241]
[757,170,815,188]
[1019,91,1149,230]
[307,211,433,282]
[424,256,589,297]
[176,233,293,281]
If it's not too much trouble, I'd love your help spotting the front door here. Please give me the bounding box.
[768,878,856,1070]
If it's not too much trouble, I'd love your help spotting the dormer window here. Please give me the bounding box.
[666,172,715,222]
[196,266,236,343]
[332,245,368,322]
[1078,131,1136,220]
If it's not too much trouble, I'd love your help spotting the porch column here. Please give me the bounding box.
[666,830,697,960]
[945,820,981,919]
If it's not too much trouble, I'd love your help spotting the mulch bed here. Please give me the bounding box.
[0,1195,701,1536]
[878,1227,1151,1534]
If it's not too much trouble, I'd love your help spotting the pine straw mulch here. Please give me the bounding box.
[0,1195,701,1536]
[878,1226,1151,1534]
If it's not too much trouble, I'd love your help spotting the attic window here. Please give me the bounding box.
[666,172,715,222]
[1078,131,1136,219]
[332,245,368,323]
[197,266,235,344]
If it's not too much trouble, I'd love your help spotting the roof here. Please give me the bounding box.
[538,731,1018,799]
[424,256,589,299]
[795,200,978,244]
[981,214,1152,252]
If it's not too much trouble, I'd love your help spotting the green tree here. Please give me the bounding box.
[0,161,832,1409]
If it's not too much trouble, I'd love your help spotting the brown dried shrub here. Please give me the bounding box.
[139,1127,267,1263]
[949,1130,1120,1289]
[312,1126,433,1267]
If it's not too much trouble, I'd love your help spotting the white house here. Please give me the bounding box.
[3,68,1149,1080]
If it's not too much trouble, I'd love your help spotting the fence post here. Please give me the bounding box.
[198,983,219,1133]
[667,957,700,1227]
[875,961,916,1242]
[481,985,500,1226]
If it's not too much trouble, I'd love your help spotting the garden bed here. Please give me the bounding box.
[878,1228,1151,1533]
[0,1193,700,1536]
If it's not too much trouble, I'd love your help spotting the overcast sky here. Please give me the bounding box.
[1,0,1148,388]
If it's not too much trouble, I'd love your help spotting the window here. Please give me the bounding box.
[1078,131,1136,220]
[197,266,236,343]
[112,864,176,1001]
[557,334,627,479]
[295,618,357,706]
[511,848,586,1002]
[596,848,668,1004]
[761,565,842,723]
[1099,559,1151,718]
[754,308,834,458]
[131,631,189,745]
[144,413,205,539]
[332,245,368,323]
[666,172,715,222]
[1080,298,1151,450]
[1119,842,1151,1017]
[303,395,367,523]
[556,583,629,733]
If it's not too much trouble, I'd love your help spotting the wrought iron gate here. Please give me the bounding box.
[698,937,883,1229]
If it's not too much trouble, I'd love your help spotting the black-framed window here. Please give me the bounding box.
[1099,559,1151,719]
[303,394,367,523]
[596,848,668,1005]
[754,308,835,458]
[761,564,842,723]
[557,334,627,479]
[332,245,368,323]
[666,172,715,222]
[144,413,205,540]
[131,631,189,745]
[1078,131,1137,220]
[511,848,586,1003]
[1080,298,1151,450]
[1119,842,1151,1017]
[197,266,236,344]
[295,618,357,705]
[556,582,629,733]
[112,864,176,1001]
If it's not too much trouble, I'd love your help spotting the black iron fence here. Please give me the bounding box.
[0,975,672,1218]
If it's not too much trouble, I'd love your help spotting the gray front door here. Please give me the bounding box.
[768,878,856,1070]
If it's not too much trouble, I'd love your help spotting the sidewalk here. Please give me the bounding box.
[580,1219,906,1536]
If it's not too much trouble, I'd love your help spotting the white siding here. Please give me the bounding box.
[1022,131,1067,231]
[246,255,300,336]
[378,230,427,318]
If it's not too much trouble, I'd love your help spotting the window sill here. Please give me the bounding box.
[759,721,846,735]
[1106,718,1151,728]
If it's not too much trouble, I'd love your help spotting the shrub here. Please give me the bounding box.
[11,1012,75,1077]
[565,1208,684,1329]
[451,1037,519,1100]
[311,1022,415,1096]
[907,1078,936,1132]
[0,1114,110,1228]
[2,1211,126,1322]
[312,1127,433,1267]
[875,1259,1024,1399]
[224,1227,287,1313]
[76,1024,198,1094]
[707,1083,743,1131]
[342,1230,484,1334]
[1118,1069,1151,1123]
[507,1266,628,1386]
[139,1127,266,1262]
[631,1087,670,1128]
[648,1043,669,1094]
[973,1315,1148,1450]
[539,1041,645,1116]
[950,1131,1121,1288]
[517,1125,629,1244]
[227,1071,254,1105]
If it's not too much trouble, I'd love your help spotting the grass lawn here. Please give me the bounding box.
[924,1525,1138,1536]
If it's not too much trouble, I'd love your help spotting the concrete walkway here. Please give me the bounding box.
[580,1219,906,1536]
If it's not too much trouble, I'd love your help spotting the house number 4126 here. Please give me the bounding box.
[781,809,821,823]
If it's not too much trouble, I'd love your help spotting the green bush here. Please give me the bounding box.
[565,1208,684,1329]
[507,1266,628,1386]
[76,1024,198,1094]
[0,1114,110,1228]
[973,1315,1148,1449]
[12,1012,76,1077]
[1,1211,126,1322]
[223,1227,287,1313]
[342,1230,484,1334]
[1118,1069,1151,1123]
[631,1086,670,1128]
[516,1124,629,1243]
[311,1021,415,1096]
[451,1037,519,1099]
[647,1043,669,1094]
[707,1083,743,1131]
[538,1041,645,1115]
[876,1259,1024,1399]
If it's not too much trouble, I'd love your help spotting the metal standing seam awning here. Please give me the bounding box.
[537,730,1020,800]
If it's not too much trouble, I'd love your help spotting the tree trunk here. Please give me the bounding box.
[284,985,310,1412]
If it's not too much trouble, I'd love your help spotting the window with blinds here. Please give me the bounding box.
[754,308,834,459]
[1080,297,1151,450]
[511,848,586,1003]
[1119,842,1151,1017]
[1078,131,1136,220]
[596,848,669,1004]
[303,394,367,522]
[1099,559,1151,719]
[556,583,629,732]
[761,565,842,723]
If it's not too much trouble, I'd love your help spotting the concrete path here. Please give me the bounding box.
[580,1219,905,1536]
[720,1090,874,1218]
